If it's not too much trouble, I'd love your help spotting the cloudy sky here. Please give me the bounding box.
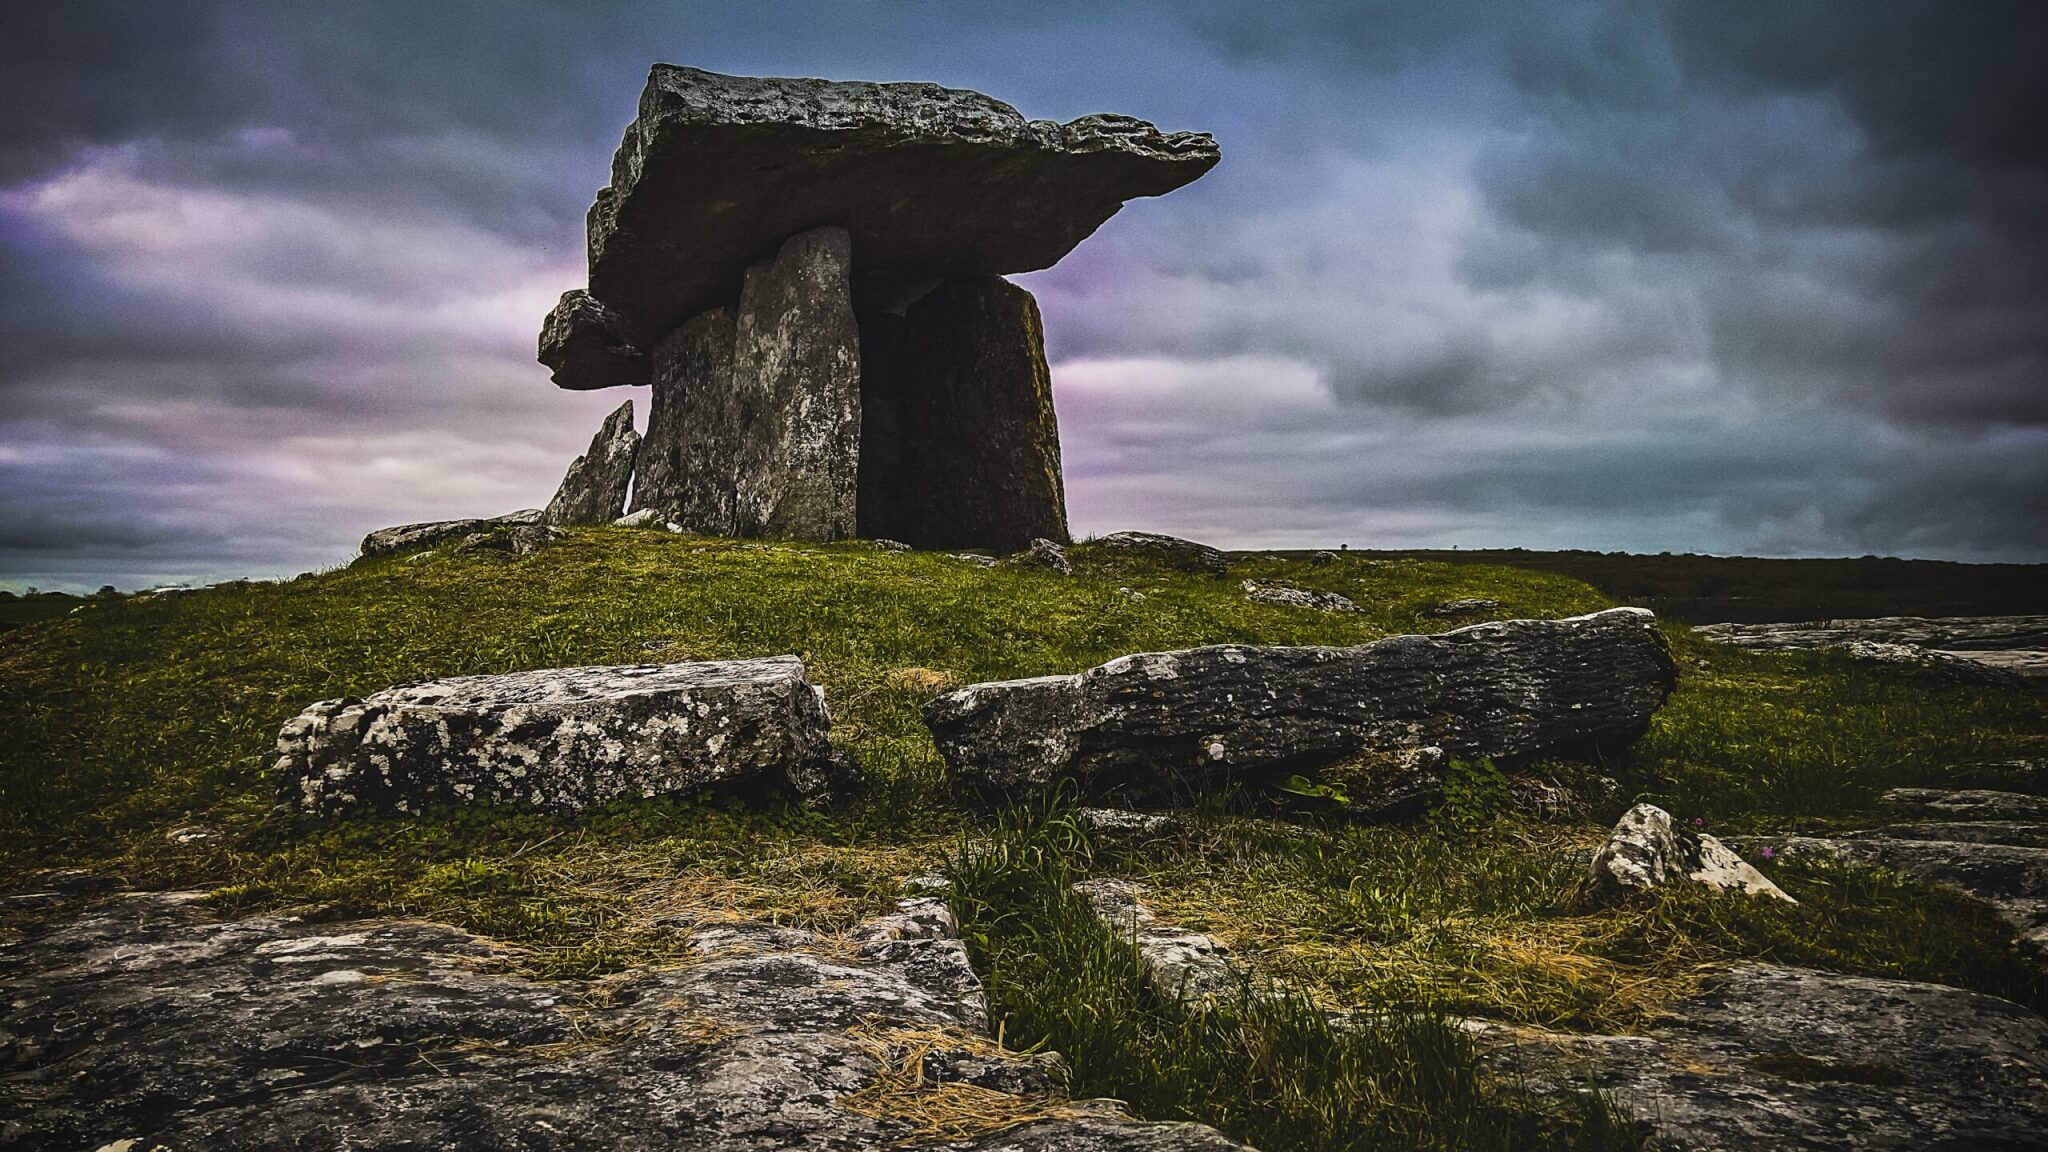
[3,1,2044,591]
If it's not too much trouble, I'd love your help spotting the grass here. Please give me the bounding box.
[2,527,2044,1150]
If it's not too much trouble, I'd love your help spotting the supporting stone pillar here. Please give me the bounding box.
[542,399,639,526]
[632,307,739,533]
[857,276,1068,552]
[729,227,862,540]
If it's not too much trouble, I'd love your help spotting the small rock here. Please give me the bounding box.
[1307,550,1338,565]
[274,657,837,816]
[1075,808,1176,837]
[949,552,998,568]
[1115,586,1146,601]
[1241,579,1358,613]
[452,524,568,557]
[163,825,216,845]
[1590,803,1793,902]
[1088,531,1229,575]
[613,508,666,528]
[1424,598,1502,618]
[1001,537,1072,576]
[871,538,912,552]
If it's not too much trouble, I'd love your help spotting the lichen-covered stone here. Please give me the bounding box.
[274,656,834,815]
[586,64,1219,340]
[1882,786,2048,822]
[925,608,1677,793]
[857,276,1068,552]
[729,227,862,541]
[0,891,1251,1151]
[1590,803,1793,901]
[1751,831,2048,943]
[541,399,639,526]
[1693,615,2048,679]
[538,288,649,390]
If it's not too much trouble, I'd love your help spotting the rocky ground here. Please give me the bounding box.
[5,530,2045,1151]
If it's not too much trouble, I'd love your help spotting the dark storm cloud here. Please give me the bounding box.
[2,1,2044,591]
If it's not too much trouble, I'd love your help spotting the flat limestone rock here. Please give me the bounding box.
[924,608,1676,793]
[1483,962,2048,1150]
[587,64,1220,339]
[729,227,861,540]
[274,656,835,815]
[1693,615,2048,679]
[1083,532,1230,575]
[538,288,650,390]
[1882,786,2048,822]
[357,509,541,558]
[0,891,1250,1151]
[857,276,1069,552]
[1753,832,2048,943]
[542,399,640,526]
[1075,879,1239,1005]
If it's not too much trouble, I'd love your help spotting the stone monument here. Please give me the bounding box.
[538,65,1218,550]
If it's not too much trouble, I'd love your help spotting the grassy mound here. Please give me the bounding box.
[3,529,2044,1151]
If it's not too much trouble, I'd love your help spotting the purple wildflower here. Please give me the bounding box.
[1760,845,1775,860]
[1693,817,1704,828]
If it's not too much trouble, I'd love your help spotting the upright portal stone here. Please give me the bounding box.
[543,399,639,526]
[859,277,1068,552]
[730,227,861,540]
[632,307,739,530]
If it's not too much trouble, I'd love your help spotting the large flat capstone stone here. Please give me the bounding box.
[275,657,834,815]
[587,64,1220,341]
[924,608,1677,792]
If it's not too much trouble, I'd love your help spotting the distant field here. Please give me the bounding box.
[1344,550,2047,624]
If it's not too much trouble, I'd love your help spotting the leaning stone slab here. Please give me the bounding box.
[275,657,834,815]
[587,64,1219,339]
[538,288,649,390]
[1589,803,1793,902]
[925,608,1676,793]
[542,398,640,526]
[0,891,1252,1151]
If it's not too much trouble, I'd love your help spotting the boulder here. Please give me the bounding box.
[1483,962,2048,1150]
[274,656,836,816]
[1085,531,1230,576]
[0,890,1253,1151]
[537,288,649,390]
[358,509,540,558]
[632,305,741,530]
[612,507,664,528]
[1589,803,1793,902]
[586,64,1219,340]
[1242,579,1357,613]
[857,276,1069,551]
[925,608,1676,793]
[451,523,567,557]
[541,399,640,526]
[1000,537,1073,576]
[729,227,862,540]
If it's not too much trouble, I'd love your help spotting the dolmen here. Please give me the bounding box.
[536,65,1219,550]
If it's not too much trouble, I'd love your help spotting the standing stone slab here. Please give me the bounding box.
[588,64,1220,339]
[924,608,1677,793]
[275,656,834,815]
[538,288,650,391]
[728,227,862,540]
[542,399,640,526]
[632,306,739,529]
[858,276,1068,552]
